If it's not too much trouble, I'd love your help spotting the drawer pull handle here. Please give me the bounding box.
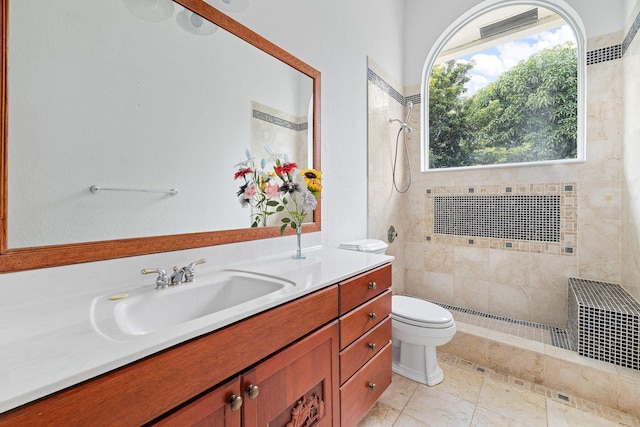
[229,394,243,411]
[246,384,260,400]
[368,312,377,320]
[368,383,377,391]
[368,343,376,351]
[368,281,377,290]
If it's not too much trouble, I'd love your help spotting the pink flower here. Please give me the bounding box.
[243,183,257,199]
[265,184,280,199]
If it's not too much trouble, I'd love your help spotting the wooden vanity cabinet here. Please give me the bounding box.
[151,322,339,427]
[150,376,242,427]
[0,263,393,427]
[338,265,392,426]
[0,285,338,427]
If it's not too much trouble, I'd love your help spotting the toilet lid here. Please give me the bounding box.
[392,295,453,325]
[338,239,388,253]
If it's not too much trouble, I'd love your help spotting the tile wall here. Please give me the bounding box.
[367,20,636,327]
[367,58,407,296]
[622,3,640,301]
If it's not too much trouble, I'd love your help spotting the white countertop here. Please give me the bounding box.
[0,245,392,413]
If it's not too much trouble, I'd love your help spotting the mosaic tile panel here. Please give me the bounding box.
[587,45,623,65]
[434,195,560,242]
[568,278,640,370]
[425,183,577,255]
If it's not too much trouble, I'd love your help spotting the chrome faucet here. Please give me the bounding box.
[182,258,207,282]
[141,268,170,289]
[170,266,186,285]
[142,259,207,289]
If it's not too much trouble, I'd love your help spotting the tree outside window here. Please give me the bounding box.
[426,5,582,169]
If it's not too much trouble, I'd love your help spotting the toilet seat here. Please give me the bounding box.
[392,295,455,329]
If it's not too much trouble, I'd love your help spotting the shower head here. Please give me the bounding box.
[404,100,413,124]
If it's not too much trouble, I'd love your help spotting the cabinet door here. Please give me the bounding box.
[149,377,242,427]
[242,322,340,427]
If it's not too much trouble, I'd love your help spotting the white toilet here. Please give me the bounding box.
[391,295,456,386]
[339,239,457,386]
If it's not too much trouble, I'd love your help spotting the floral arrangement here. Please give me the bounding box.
[234,146,322,234]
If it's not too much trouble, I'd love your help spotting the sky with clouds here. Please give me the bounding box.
[458,25,576,97]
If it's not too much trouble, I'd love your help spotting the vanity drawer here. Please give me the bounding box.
[339,290,391,349]
[339,264,392,315]
[339,317,391,384]
[339,343,392,427]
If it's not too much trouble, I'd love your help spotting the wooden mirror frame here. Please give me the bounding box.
[0,0,321,273]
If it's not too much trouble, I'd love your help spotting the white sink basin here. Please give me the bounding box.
[92,270,295,338]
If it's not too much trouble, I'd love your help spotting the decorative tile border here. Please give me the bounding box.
[367,68,406,106]
[252,103,307,132]
[623,7,640,56]
[425,183,577,255]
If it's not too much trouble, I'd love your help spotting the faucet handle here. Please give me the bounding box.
[141,268,170,289]
[184,258,207,282]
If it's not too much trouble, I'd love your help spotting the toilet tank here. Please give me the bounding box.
[338,239,388,254]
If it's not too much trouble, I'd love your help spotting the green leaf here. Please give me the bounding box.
[279,224,287,235]
[282,217,291,223]
[266,200,279,207]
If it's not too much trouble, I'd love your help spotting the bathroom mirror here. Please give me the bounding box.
[0,0,321,272]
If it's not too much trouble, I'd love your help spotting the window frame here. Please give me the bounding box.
[421,0,587,172]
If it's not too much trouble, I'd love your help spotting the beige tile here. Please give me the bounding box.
[477,377,547,427]
[487,330,545,353]
[403,384,475,427]
[424,243,455,274]
[470,406,529,427]
[542,356,620,410]
[436,362,484,404]
[613,372,640,420]
[525,287,567,328]
[357,401,401,427]
[489,249,530,287]
[488,282,531,321]
[406,271,455,303]
[545,399,621,427]
[454,321,489,338]
[577,256,621,284]
[528,253,577,291]
[392,413,429,427]
[453,276,490,313]
[577,219,621,268]
[454,246,490,279]
[440,331,488,366]
[377,373,419,412]
[486,341,545,384]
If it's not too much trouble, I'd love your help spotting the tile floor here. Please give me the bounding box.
[358,354,640,427]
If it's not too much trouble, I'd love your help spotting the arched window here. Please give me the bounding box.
[422,0,586,170]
